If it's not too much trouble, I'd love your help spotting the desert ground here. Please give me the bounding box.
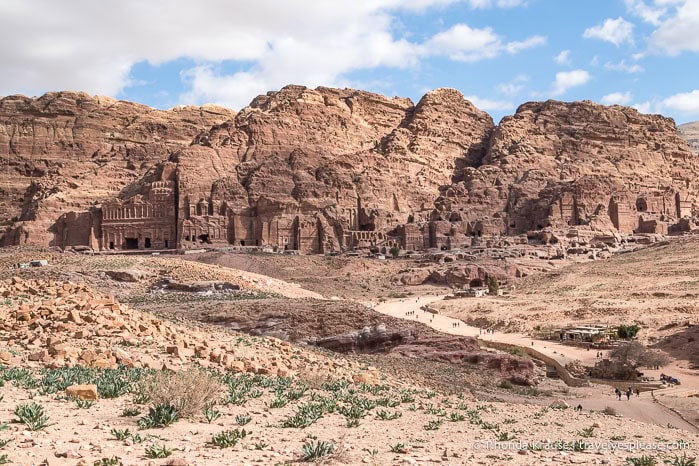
[0,244,698,465]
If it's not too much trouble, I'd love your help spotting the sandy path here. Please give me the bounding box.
[572,392,698,431]
[373,295,699,432]
[373,295,599,366]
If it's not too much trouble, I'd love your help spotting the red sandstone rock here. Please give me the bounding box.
[66,384,98,400]
[1,88,696,252]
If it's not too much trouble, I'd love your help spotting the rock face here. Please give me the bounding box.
[678,121,699,155]
[388,335,538,385]
[105,85,492,253]
[431,101,698,247]
[311,326,537,385]
[0,91,235,247]
[1,89,697,253]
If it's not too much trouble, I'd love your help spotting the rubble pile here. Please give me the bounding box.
[0,276,379,384]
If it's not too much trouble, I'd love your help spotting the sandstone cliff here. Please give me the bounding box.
[164,85,493,253]
[0,91,235,246]
[432,100,697,247]
[0,88,696,253]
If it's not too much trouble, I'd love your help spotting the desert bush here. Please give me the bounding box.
[665,453,696,466]
[301,440,335,461]
[14,402,52,431]
[626,455,657,466]
[210,428,247,448]
[144,444,172,459]
[137,403,180,429]
[617,324,641,339]
[498,380,514,389]
[136,368,223,418]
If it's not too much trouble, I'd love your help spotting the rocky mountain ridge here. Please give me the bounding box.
[0,87,696,253]
[679,121,699,155]
[0,91,234,245]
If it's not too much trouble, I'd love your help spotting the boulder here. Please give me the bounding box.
[66,384,98,400]
[399,268,432,285]
[549,399,569,409]
[105,269,150,282]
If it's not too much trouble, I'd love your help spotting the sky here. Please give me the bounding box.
[1,0,698,124]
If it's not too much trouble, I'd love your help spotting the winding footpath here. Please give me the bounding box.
[371,295,699,433]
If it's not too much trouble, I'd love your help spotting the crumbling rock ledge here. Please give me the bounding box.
[311,325,538,386]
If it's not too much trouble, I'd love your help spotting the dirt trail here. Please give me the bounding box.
[373,295,699,432]
[373,295,597,366]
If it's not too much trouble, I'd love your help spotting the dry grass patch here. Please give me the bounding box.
[138,368,224,418]
[297,367,334,390]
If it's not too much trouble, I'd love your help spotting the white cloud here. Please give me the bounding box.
[554,50,571,65]
[624,0,669,25]
[424,24,502,61]
[633,101,653,113]
[464,95,514,111]
[551,70,591,96]
[0,0,537,109]
[601,91,633,105]
[466,0,525,8]
[495,75,529,96]
[505,36,547,54]
[583,17,635,46]
[604,60,645,73]
[649,0,699,54]
[422,24,545,62]
[662,90,699,115]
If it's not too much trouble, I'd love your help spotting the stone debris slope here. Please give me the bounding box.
[0,276,372,382]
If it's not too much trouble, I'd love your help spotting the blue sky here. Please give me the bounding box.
[1,0,698,123]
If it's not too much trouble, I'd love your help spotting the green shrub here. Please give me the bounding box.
[301,440,335,461]
[92,457,121,466]
[626,455,657,466]
[110,428,131,441]
[14,402,52,431]
[204,404,221,424]
[617,324,641,339]
[664,453,696,466]
[121,407,140,417]
[144,444,172,459]
[209,429,247,448]
[137,403,180,429]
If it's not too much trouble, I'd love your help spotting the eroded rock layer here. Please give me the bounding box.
[1,88,696,253]
[0,91,235,246]
[430,100,698,249]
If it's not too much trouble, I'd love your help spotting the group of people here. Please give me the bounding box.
[615,386,640,400]
[595,351,604,358]
[480,328,495,334]
[660,373,680,385]
[451,322,461,328]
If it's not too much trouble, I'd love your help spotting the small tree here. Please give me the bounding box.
[616,324,641,339]
[606,342,670,380]
[487,276,499,295]
[389,245,400,258]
